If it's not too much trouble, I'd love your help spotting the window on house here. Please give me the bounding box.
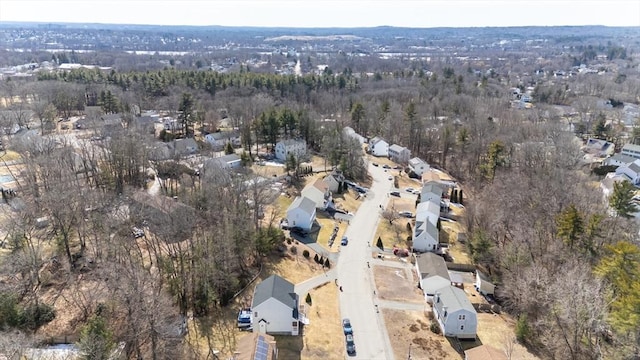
[459,315,465,320]
[460,325,464,330]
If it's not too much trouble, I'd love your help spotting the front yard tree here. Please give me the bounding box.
[178,92,196,137]
[609,180,638,218]
[78,314,115,360]
[224,142,234,155]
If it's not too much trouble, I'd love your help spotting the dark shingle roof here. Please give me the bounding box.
[415,253,450,281]
[252,275,296,310]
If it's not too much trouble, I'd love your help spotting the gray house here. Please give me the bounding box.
[433,285,478,339]
[252,275,300,335]
[415,253,451,302]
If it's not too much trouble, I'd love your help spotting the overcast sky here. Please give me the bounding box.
[1,0,639,28]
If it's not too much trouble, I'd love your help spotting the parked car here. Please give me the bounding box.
[405,187,416,193]
[390,191,400,197]
[341,236,349,246]
[355,186,368,194]
[382,164,391,169]
[372,162,379,167]
[346,334,356,356]
[342,318,353,335]
[398,211,414,218]
[387,176,393,180]
[237,308,252,328]
[393,165,402,170]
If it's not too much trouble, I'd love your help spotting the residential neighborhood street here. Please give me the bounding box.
[337,163,396,359]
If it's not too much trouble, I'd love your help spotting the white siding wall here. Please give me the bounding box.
[286,208,314,230]
[253,298,296,335]
[441,309,477,339]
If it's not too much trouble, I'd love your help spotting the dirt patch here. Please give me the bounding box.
[383,309,460,360]
[476,312,540,360]
[373,265,423,303]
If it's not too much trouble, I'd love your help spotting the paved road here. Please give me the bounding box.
[337,163,396,360]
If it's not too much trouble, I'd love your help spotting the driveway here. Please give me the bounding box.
[337,163,396,359]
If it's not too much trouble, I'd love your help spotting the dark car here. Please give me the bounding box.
[390,191,400,197]
[341,236,349,246]
[382,164,391,169]
[346,334,356,356]
[290,227,308,236]
[342,318,353,335]
[372,162,379,167]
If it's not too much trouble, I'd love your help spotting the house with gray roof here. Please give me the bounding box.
[204,153,242,170]
[604,153,636,167]
[388,144,411,164]
[204,130,241,150]
[433,285,478,339]
[251,274,300,335]
[286,196,316,230]
[420,181,445,205]
[409,157,429,177]
[584,138,615,157]
[172,138,198,156]
[621,143,640,160]
[368,137,389,157]
[275,139,307,162]
[415,253,451,302]
[615,159,640,185]
[413,217,440,252]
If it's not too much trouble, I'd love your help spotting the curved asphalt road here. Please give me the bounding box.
[337,163,395,360]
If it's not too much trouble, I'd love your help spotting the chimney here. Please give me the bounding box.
[435,292,441,303]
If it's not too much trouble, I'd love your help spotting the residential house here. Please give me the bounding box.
[415,201,440,226]
[343,126,366,144]
[149,142,173,161]
[130,192,196,242]
[604,153,635,167]
[163,117,183,132]
[409,157,430,177]
[301,179,331,209]
[600,173,627,199]
[232,332,278,360]
[275,139,307,162]
[251,275,300,335]
[464,345,507,360]
[133,114,158,135]
[172,138,198,156]
[415,253,451,303]
[413,217,440,252]
[475,270,496,296]
[205,130,242,150]
[204,154,242,170]
[584,138,615,157]
[322,169,345,193]
[420,181,446,205]
[286,196,316,230]
[621,143,640,160]
[369,137,389,157]
[615,159,640,185]
[433,285,478,339]
[388,144,411,164]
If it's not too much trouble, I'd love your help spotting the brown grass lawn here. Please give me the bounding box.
[0,150,22,162]
[373,265,423,303]
[387,196,415,213]
[475,313,540,360]
[374,217,412,250]
[277,282,343,360]
[383,309,460,360]
[314,214,345,253]
[333,189,362,213]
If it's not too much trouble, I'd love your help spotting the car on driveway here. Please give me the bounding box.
[405,187,416,193]
[388,176,393,180]
[372,162,379,167]
[342,318,353,335]
[390,191,400,197]
[382,164,391,169]
[341,236,349,246]
[346,334,356,356]
[398,211,414,218]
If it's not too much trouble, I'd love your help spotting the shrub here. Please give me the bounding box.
[0,292,20,328]
[286,238,292,245]
[376,237,384,250]
[318,256,324,264]
[305,293,312,305]
[324,258,330,268]
[302,250,310,258]
[19,303,56,331]
[290,246,297,255]
[430,322,441,334]
[515,314,531,343]
[314,254,319,263]
[406,222,412,232]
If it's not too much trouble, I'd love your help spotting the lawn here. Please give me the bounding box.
[314,214,345,253]
[277,282,343,360]
[0,150,22,162]
[373,264,423,304]
[374,216,412,250]
[383,309,460,360]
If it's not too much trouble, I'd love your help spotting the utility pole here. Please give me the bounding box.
[407,343,412,359]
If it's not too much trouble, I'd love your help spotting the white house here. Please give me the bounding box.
[252,275,300,336]
[621,143,640,160]
[388,144,411,164]
[301,179,331,209]
[615,159,640,185]
[475,270,496,296]
[584,138,615,157]
[163,117,182,132]
[600,173,627,199]
[413,218,439,252]
[204,131,241,149]
[343,126,366,144]
[275,139,307,162]
[286,196,316,230]
[604,153,635,167]
[420,182,445,205]
[409,157,430,177]
[322,169,345,193]
[415,253,451,303]
[369,137,389,157]
[204,154,242,170]
[433,285,478,339]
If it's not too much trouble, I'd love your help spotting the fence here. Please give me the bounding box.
[445,262,476,272]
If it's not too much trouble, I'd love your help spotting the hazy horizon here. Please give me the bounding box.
[1,0,639,29]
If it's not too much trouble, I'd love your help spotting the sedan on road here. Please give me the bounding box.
[398,211,414,218]
[342,318,353,335]
[341,236,349,246]
[346,334,356,356]
[390,191,400,197]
